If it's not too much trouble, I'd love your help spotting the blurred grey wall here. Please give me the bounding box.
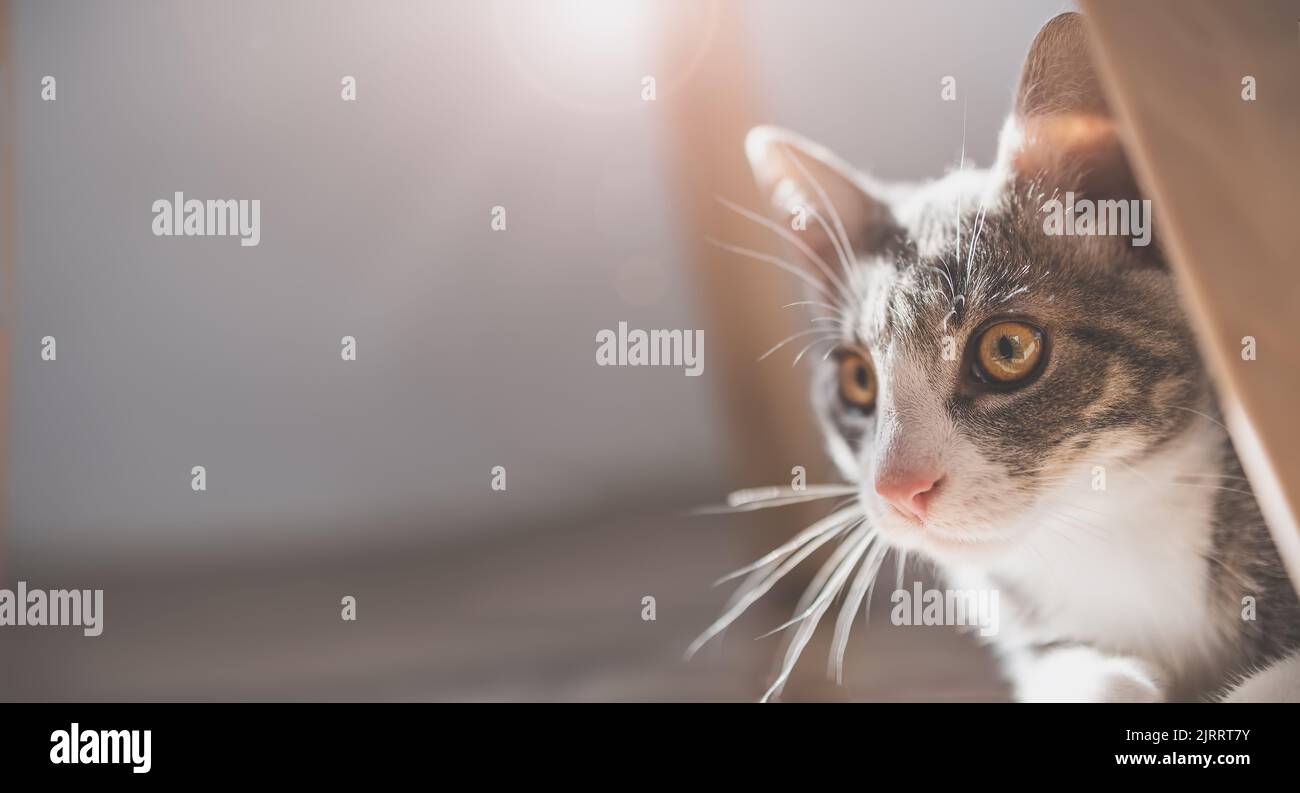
[7,0,1065,568]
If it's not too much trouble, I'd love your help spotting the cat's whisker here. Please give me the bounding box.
[704,236,837,302]
[955,98,967,280]
[723,483,858,509]
[1101,457,1151,483]
[933,252,957,303]
[1109,457,1254,497]
[997,284,1029,304]
[1037,489,1113,513]
[761,591,834,702]
[829,539,890,683]
[710,504,862,587]
[784,144,859,275]
[1020,533,1051,565]
[1165,482,1256,498]
[717,496,857,590]
[1040,512,1105,544]
[714,195,854,301]
[922,265,956,301]
[761,527,899,697]
[964,178,992,289]
[1168,404,1229,432]
[941,294,967,332]
[761,524,874,637]
[718,554,778,605]
[792,336,840,367]
[804,206,863,305]
[783,300,852,324]
[685,513,858,661]
[1041,497,1114,521]
[1029,481,1096,496]
[920,287,949,306]
[691,491,855,516]
[757,328,840,362]
[863,546,892,618]
[1036,502,1115,540]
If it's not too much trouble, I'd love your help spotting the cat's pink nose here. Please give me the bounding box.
[875,471,943,522]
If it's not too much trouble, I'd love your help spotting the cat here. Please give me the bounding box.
[694,12,1300,702]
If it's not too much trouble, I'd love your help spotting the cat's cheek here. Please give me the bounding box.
[825,432,864,483]
[911,535,1021,569]
[871,508,1031,566]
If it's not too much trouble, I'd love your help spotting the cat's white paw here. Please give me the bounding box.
[1013,646,1164,703]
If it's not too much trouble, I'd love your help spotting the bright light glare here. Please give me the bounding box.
[491,0,656,113]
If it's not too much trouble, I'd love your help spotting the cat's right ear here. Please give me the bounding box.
[996,12,1139,203]
[744,126,898,287]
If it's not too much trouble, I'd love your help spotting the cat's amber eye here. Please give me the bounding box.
[837,351,877,411]
[973,320,1044,384]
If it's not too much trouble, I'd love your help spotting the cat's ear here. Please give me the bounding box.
[996,12,1140,202]
[744,126,898,283]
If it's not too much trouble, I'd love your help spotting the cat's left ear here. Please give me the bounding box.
[745,126,900,286]
[996,12,1141,203]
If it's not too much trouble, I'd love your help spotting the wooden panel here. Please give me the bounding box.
[1081,0,1300,588]
[658,0,831,513]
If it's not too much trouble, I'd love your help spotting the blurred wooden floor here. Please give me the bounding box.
[1,509,1006,702]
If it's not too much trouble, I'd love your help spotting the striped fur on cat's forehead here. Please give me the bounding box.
[851,175,1162,345]
[827,175,1202,478]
